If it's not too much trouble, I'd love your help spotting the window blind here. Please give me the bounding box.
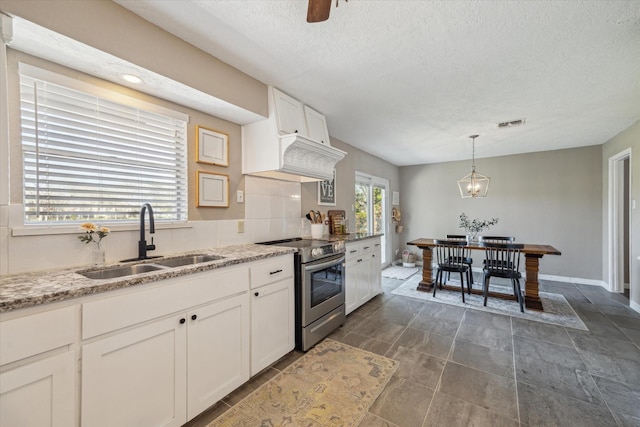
[19,74,188,224]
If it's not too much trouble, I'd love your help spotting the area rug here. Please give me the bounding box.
[392,274,588,331]
[381,265,419,280]
[208,339,399,427]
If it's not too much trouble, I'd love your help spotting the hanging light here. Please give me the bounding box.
[457,134,490,198]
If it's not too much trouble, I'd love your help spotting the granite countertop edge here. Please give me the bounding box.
[0,244,295,313]
[321,232,383,243]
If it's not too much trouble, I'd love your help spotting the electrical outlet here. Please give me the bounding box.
[237,220,244,233]
[237,190,244,203]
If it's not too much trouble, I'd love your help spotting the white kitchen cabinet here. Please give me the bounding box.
[0,352,76,427]
[0,306,77,427]
[345,237,382,315]
[82,314,187,427]
[250,255,295,376]
[273,87,308,135]
[242,86,345,182]
[304,105,331,145]
[371,240,383,295]
[81,266,251,426]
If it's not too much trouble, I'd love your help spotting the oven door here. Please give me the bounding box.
[301,254,345,327]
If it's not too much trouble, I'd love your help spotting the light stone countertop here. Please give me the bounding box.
[0,244,295,313]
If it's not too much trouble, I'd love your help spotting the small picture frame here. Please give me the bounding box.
[197,171,229,207]
[318,169,336,206]
[196,125,229,167]
[392,191,400,206]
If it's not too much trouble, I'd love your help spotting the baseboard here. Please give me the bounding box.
[630,300,640,314]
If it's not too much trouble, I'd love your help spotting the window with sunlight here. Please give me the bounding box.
[19,65,188,225]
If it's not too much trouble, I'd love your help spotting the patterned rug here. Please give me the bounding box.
[392,273,588,331]
[381,266,420,280]
[208,339,399,427]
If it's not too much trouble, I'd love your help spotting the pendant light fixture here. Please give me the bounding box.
[457,134,490,198]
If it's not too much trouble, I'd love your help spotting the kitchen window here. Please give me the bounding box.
[355,171,389,264]
[19,64,188,225]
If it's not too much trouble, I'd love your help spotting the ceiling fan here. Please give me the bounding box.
[307,0,347,23]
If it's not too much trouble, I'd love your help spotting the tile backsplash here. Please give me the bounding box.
[1,176,305,275]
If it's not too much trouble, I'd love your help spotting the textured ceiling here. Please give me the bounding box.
[114,1,639,165]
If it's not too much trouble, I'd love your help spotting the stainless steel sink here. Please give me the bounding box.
[152,254,224,268]
[78,263,165,280]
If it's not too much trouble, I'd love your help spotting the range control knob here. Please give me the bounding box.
[311,248,324,258]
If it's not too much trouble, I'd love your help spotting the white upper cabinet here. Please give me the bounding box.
[272,88,308,135]
[304,106,331,145]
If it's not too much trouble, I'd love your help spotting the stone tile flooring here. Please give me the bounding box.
[186,277,640,427]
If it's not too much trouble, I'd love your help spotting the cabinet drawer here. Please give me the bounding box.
[359,240,375,254]
[249,255,293,289]
[1,306,76,365]
[83,266,249,339]
[345,243,360,261]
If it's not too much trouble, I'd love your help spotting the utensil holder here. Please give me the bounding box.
[311,224,323,239]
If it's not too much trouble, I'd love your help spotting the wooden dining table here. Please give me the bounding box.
[407,238,561,311]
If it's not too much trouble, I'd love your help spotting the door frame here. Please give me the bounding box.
[355,171,390,266]
[607,148,631,294]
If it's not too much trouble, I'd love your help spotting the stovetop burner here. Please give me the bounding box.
[258,237,345,263]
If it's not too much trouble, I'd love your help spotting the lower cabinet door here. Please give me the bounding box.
[82,316,187,427]
[250,279,294,376]
[357,257,372,306]
[345,259,359,315]
[0,351,75,427]
[187,293,250,420]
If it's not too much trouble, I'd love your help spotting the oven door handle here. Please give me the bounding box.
[304,255,346,273]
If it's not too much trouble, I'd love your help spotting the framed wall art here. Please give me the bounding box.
[318,169,336,206]
[197,171,229,207]
[196,125,229,167]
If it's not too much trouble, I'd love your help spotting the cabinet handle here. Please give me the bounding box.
[364,246,370,249]
[357,259,363,263]
[179,318,186,324]
[269,269,283,275]
[191,314,197,321]
[349,250,357,254]
[254,292,259,297]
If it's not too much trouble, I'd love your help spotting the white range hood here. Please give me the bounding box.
[242,87,346,182]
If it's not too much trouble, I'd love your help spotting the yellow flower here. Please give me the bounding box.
[80,222,97,231]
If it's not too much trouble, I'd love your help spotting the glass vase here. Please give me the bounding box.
[91,246,106,266]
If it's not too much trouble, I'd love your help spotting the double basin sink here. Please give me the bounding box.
[78,254,224,280]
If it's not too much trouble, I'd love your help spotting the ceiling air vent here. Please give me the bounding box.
[497,118,526,128]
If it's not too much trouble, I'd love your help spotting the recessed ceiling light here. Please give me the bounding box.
[122,74,142,84]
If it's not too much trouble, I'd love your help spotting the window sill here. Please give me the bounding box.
[11,221,192,237]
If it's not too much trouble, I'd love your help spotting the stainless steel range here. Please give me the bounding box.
[258,238,346,351]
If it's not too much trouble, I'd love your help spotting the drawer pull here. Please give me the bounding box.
[254,292,259,297]
[269,269,283,275]
[349,250,357,254]
[191,314,197,321]
[179,318,186,324]
[363,246,370,250]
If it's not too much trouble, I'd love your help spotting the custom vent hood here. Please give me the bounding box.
[242,87,346,182]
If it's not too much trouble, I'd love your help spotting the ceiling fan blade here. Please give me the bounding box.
[307,0,331,23]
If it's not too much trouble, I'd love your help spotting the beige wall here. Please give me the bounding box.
[0,0,267,117]
[399,145,603,280]
[602,120,640,307]
[7,50,246,221]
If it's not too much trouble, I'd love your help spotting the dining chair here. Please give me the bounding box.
[446,234,474,286]
[478,236,515,243]
[481,242,525,312]
[433,239,471,302]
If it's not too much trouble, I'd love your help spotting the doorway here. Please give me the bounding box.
[607,148,632,302]
[355,171,389,266]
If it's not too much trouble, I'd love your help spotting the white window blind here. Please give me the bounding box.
[19,71,188,224]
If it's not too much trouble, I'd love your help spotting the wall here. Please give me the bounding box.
[400,145,603,281]
[0,0,267,117]
[602,120,640,309]
[301,137,401,266]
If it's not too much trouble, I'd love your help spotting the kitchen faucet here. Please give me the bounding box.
[138,203,156,259]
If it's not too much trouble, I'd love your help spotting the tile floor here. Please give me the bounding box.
[186,276,640,427]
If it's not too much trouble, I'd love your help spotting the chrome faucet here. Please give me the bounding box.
[138,203,156,259]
